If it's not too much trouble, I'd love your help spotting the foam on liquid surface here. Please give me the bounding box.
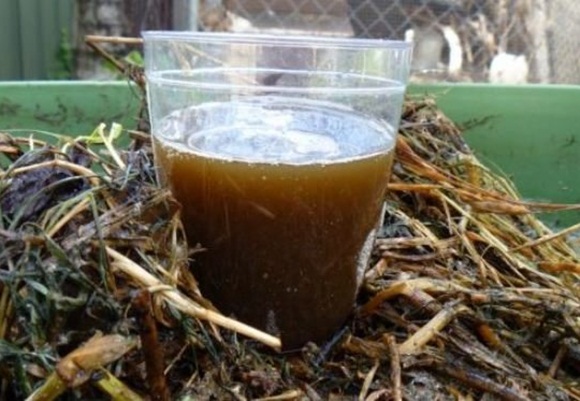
[157,97,395,164]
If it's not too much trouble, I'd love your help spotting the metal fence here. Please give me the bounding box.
[0,0,74,80]
[196,0,580,84]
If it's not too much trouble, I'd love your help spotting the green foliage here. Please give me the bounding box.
[51,28,73,80]
[103,50,144,79]
[124,50,144,68]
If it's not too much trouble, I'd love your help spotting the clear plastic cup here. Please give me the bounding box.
[143,31,412,350]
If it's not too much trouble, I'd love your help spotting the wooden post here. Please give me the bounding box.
[173,0,199,30]
[525,0,550,83]
[547,0,580,84]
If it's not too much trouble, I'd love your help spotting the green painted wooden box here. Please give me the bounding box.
[1,82,579,226]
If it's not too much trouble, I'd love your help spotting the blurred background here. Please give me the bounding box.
[0,0,578,84]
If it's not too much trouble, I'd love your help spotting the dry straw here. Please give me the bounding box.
[0,40,579,400]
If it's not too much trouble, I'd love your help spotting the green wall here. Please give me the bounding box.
[0,0,74,80]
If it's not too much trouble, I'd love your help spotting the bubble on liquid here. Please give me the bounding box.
[188,126,342,163]
[287,130,340,156]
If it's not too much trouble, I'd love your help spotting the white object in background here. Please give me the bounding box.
[405,26,463,75]
[489,53,529,84]
[441,26,462,75]
[228,11,255,32]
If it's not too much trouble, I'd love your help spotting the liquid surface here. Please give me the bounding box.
[155,97,395,164]
[154,99,395,349]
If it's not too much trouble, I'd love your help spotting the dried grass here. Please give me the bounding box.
[1,79,579,400]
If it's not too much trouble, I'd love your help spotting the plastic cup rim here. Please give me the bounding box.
[142,30,413,51]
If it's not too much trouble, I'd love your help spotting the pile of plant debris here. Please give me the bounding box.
[1,94,580,400]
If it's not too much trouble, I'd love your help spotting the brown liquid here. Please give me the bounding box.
[153,100,395,349]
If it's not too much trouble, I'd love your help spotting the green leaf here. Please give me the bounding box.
[124,50,144,68]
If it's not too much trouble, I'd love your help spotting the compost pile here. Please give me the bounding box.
[1,96,579,401]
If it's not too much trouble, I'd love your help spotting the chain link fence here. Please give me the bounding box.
[196,0,580,84]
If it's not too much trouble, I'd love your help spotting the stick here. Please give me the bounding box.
[548,343,568,378]
[358,359,380,400]
[85,35,143,45]
[85,39,126,73]
[254,390,304,401]
[93,369,144,401]
[106,247,282,350]
[433,363,531,401]
[0,159,104,186]
[399,304,468,355]
[512,221,580,251]
[26,334,136,401]
[47,197,90,238]
[384,334,402,401]
[25,373,67,401]
[131,291,170,401]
